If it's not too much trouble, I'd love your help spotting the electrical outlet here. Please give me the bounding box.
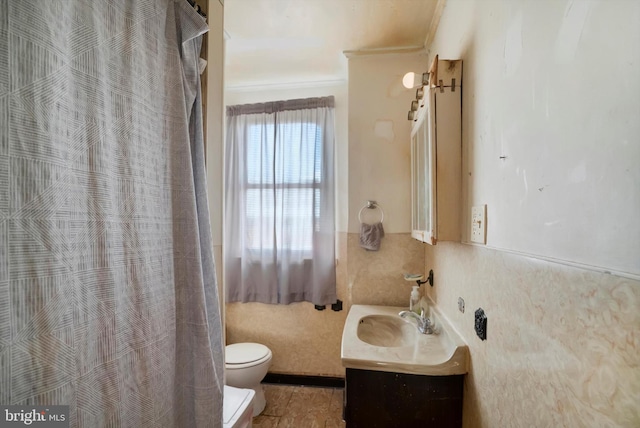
[474,308,487,341]
[458,297,465,313]
[470,205,487,244]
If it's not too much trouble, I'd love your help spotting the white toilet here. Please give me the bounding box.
[223,385,254,428]
[225,343,272,416]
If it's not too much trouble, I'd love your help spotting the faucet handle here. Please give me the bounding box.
[420,308,433,328]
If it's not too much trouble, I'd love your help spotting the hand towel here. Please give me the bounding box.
[359,222,385,251]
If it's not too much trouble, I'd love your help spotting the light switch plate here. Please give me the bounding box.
[471,205,487,244]
[458,297,465,313]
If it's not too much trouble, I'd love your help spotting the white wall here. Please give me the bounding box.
[434,0,640,277]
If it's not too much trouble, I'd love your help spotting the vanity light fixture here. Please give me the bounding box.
[402,71,430,89]
[406,72,429,120]
[416,88,425,108]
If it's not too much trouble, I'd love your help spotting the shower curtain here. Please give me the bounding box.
[0,1,224,427]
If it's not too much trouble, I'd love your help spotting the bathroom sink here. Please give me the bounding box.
[356,315,416,347]
[341,303,469,376]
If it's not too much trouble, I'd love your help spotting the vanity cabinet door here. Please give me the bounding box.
[344,368,463,428]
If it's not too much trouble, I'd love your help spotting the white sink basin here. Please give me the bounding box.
[357,315,416,347]
[342,303,468,376]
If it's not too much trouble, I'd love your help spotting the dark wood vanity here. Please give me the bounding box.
[344,368,464,428]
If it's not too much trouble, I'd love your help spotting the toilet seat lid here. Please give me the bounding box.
[226,343,271,365]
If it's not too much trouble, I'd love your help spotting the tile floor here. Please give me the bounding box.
[252,384,345,428]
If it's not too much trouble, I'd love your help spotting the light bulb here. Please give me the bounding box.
[402,72,417,89]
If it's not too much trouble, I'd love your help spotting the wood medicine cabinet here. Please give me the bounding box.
[410,56,462,244]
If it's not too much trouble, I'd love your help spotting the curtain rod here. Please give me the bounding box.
[227,96,335,116]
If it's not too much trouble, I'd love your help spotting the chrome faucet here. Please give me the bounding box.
[399,308,434,334]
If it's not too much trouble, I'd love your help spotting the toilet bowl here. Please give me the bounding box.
[223,385,254,428]
[225,343,272,416]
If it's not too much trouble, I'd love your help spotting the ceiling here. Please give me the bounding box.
[223,0,440,89]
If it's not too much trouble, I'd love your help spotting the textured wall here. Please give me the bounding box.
[347,233,424,306]
[425,243,639,427]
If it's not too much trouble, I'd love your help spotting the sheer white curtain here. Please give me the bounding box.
[225,97,336,305]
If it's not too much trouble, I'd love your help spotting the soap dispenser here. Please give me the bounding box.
[410,285,421,314]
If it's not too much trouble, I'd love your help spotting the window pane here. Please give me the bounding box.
[247,123,275,184]
[245,119,323,253]
[245,188,274,249]
[245,188,316,253]
[276,188,313,252]
[275,122,321,184]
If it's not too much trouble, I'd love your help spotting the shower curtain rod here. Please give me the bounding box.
[187,0,206,18]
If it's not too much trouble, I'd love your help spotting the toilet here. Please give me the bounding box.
[225,343,272,416]
[223,385,254,428]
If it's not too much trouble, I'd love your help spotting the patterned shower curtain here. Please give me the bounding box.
[0,1,224,426]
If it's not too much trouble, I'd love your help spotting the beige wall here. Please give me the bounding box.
[424,0,640,426]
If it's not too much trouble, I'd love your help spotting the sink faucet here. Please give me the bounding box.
[399,308,434,334]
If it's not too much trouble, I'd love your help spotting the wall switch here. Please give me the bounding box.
[470,205,487,244]
[474,308,487,341]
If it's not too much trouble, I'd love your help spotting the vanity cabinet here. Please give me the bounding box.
[344,368,463,427]
[411,57,462,244]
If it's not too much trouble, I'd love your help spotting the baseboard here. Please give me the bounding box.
[263,373,345,388]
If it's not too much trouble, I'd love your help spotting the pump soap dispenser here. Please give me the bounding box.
[410,285,421,314]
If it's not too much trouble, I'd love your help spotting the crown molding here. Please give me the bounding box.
[343,46,426,59]
[225,78,347,92]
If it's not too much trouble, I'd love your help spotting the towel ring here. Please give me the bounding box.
[358,200,384,223]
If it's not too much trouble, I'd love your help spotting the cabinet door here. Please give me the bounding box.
[411,90,436,244]
[345,369,464,428]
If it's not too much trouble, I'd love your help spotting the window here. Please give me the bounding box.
[245,121,322,254]
[225,97,336,305]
